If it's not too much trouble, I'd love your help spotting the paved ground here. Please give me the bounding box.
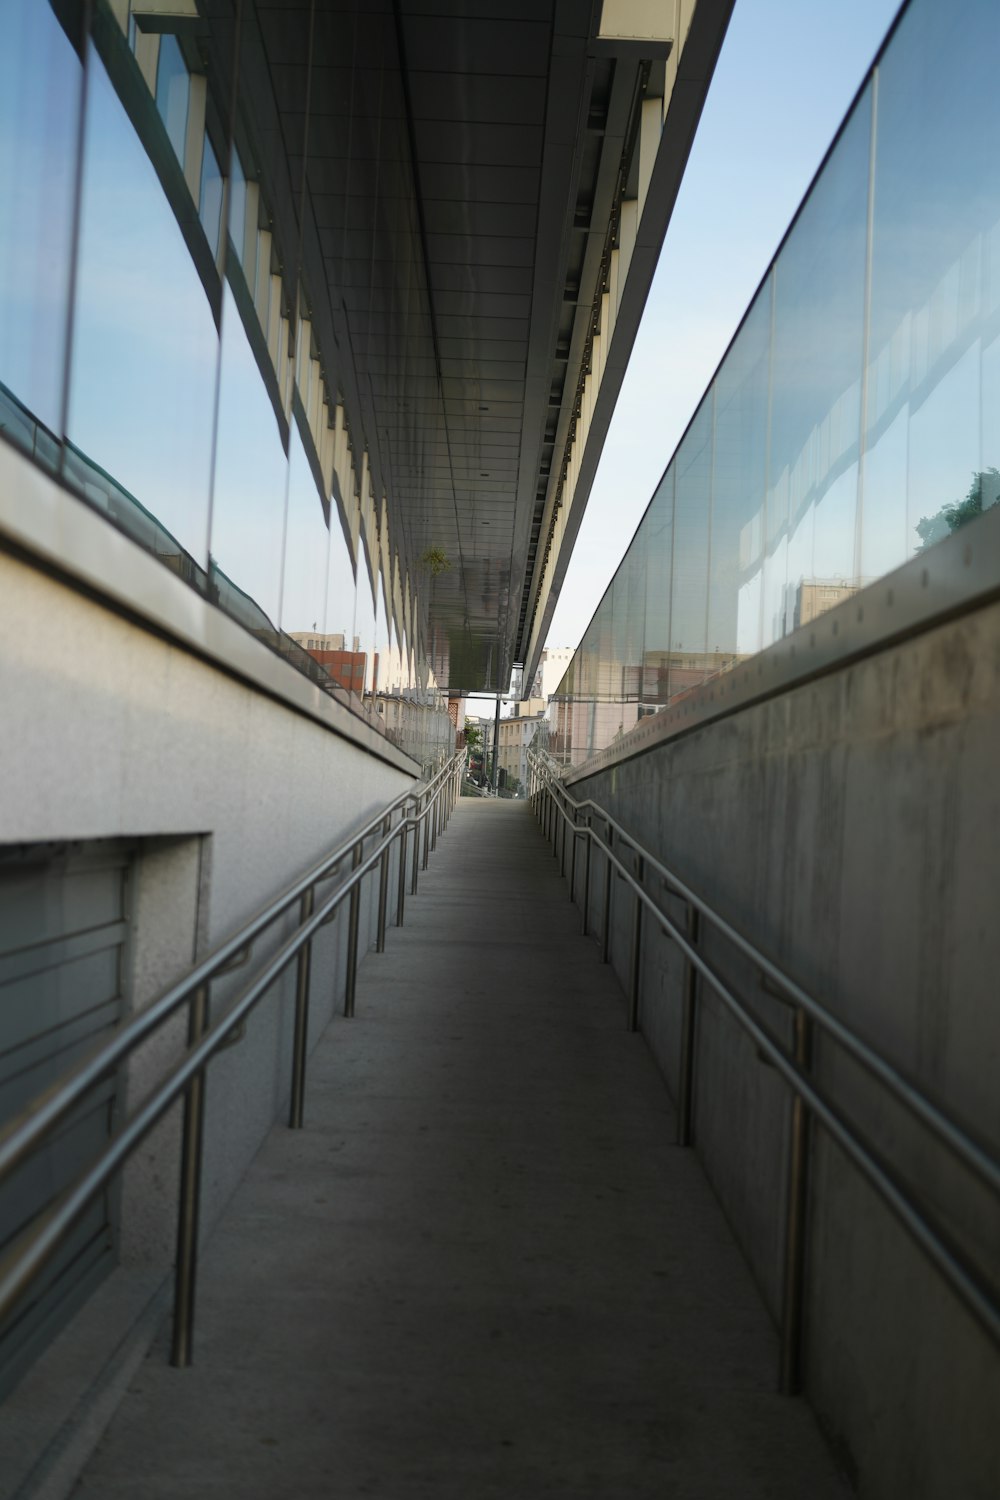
[72,800,848,1499]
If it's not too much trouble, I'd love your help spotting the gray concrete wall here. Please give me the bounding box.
[562,599,1000,1499]
[0,544,416,1481]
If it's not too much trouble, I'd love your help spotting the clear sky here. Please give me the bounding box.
[544,0,904,652]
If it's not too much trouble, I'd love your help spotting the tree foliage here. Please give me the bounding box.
[915,468,1000,551]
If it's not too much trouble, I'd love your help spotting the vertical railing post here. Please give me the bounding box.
[396,815,408,927]
[171,982,209,1367]
[344,841,363,1018]
[410,798,421,894]
[376,815,391,953]
[431,789,439,853]
[582,824,592,937]
[569,829,577,904]
[601,827,614,964]
[677,905,700,1147]
[422,799,431,870]
[627,855,644,1032]
[559,803,568,877]
[289,887,315,1128]
[780,1007,813,1395]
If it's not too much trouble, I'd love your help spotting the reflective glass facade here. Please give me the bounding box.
[552,0,1000,767]
[0,0,451,772]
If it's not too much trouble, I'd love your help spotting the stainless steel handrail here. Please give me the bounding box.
[541,770,1000,1202]
[527,748,1000,1389]
[0,750,464,1368]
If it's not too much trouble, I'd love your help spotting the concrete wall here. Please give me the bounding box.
[561,599,1000,1499]
[0,543,417,1484]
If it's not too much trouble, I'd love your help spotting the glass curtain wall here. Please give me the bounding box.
[0,0,451,772]
[552,0,1000,767]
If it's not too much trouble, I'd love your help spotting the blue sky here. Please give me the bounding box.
[545,0,904,650]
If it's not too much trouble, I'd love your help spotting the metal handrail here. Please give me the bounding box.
[0,751,465,1368]
[541,771,1000,1201]
[527,748,1000,1389]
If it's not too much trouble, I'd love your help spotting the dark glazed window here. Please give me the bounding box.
[66,48,218,570]
[0,0,82,457]
[210,282,287,630]
[155,32,189,164]
[199,134,223,258]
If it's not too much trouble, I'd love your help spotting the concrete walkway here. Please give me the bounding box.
[73,800,847,1499]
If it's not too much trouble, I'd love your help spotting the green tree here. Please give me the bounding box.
[463,720,482,753]
[915,468,1000,551]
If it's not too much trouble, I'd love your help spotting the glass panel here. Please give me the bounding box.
[669,398,712,693]
[228,147,247,263]
[374,576,391,695]
[0,0,82,453]
[155,32,189,164]
[863,0,1000,575]
[199,134,223,259]
[768,86,869,640]
[66,46,217,571]
[281,417,329,640]
[622,544,645,698]
[353,565,377,702]
[556,0,1000,771]
[641,471,674,705]
[710,279,771,665]
[326,500,358,650]
[210,281,286,633]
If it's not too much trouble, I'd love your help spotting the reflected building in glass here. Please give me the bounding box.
[552,0,1000,767]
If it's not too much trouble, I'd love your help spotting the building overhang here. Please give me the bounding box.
[201,0,733,696]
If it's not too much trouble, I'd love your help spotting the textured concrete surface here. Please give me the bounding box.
[572,599,1000,1499]
[70,801,847,1499]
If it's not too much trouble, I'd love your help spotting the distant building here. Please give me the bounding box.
[446,696,467,748]
[497,706,547,790]
[532,646,574,702]
[794,579,859,629]
[290,631,373,697]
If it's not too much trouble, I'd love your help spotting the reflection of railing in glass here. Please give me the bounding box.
[0,376,425,748]
[0,381,61,474]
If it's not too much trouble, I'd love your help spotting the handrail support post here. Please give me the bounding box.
[344,843,363,1017]
[289,887,315,1128]
[601,828,614,964]
[376,815,391,953]
[627,855,644,1032]
[396,816,408,927]
[171,982,210,1367]
[779,1006,813,1395]
[677,906,700,1146]
[582,825,592,936]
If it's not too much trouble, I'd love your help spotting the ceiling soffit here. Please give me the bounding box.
[245,0,733,694]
